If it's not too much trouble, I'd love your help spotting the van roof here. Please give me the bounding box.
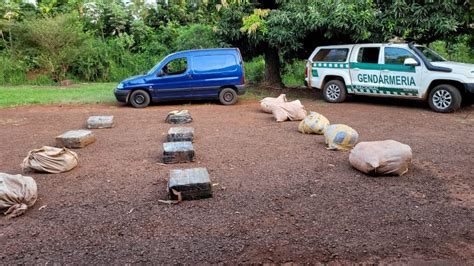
[170,48,240,57]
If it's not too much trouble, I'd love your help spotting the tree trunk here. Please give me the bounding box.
[263,45,284,89]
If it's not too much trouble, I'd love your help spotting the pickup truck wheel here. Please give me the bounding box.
[428,84,461,113]
[219,88,237,105]
[323,80,347,103]
[130,90,150,108]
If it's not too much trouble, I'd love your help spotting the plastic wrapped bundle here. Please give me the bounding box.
[298,111,330,134]
[324,124,359,150]
[165,110,192,124]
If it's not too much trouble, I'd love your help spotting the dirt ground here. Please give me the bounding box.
[0,92,473,264]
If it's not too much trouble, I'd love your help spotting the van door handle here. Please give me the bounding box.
[352,68,360,71]
[187,74,193,79]
[381,69,389,72]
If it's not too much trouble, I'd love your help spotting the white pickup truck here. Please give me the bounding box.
[305,43,474,112]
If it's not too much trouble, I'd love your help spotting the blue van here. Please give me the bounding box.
[114,48,246,108]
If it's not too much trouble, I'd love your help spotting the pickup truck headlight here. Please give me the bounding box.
[117,83,124,89]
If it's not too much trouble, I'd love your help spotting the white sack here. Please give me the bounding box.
[260,94,287,113]
[21,146,78,174]
[271,100,307,122]
[0,173,38,218]
[349,140,412,176]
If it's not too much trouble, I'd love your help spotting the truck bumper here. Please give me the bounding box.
[463,83,474,94]
[114,89,130,102]
[236,85,246,95]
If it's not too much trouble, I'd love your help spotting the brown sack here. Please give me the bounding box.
[271,100,307,122]
[349,140,412,176]
[260,94,287,113]
[21,146,78,174]
[0,173,38,218]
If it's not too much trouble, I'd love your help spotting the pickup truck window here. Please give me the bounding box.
[357,47,380,63]
[385,48,417,65]
[416,46,446,62]
[313,48,349,62]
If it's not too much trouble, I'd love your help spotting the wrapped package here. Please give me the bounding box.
[260,94,287,113]
[271,100,307,122]
[298,111,330,134]
[349,140,412,176]
[21,146,78,174]
[0,173,38,218]
[324,124,359,150]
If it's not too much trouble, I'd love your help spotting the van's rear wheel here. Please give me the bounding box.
[219,88,237,105]
[130,90,150,108]
[323,80,347,103]
[428,84,461,113]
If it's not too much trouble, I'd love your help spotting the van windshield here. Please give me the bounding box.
[416,46,446,62]
[147,57,167,75]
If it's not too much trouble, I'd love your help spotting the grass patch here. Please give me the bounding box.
[0,83,117,108]
[0,82,319,108]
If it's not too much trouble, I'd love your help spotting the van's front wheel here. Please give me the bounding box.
[130,90,151,108]
[219,88,237,105]
[323,80,347,103]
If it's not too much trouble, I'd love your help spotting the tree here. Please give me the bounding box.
[217,0,379,88]
[217,1,283,88]
[217,0,473,88]
[14,13,90,81]
[0,1,20,52]
[175,24,223,51]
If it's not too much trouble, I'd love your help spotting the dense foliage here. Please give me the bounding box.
[0,0,472,87]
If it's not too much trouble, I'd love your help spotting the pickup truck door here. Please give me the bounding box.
[348,46,382,94]
[379,47,422,97]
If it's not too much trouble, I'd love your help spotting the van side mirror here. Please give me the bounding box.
[157,70,165,77]
[404,58,419,66]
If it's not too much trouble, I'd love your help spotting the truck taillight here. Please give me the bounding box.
[305,65,309,77]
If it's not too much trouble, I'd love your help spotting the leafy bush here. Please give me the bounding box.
[72,38,110,82]
[245,57,305,87]
[244,56,264,84]
[71,36,165,82]
[31,74,55,85]
[282,60,306,87]
[13,13,90,81]
[0,53,28,85]
[175,24,224,51]
[429,36,474,64]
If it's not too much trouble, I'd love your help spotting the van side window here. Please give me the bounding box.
[384,48,417,65]
[357,47,380,63]
[163,57,187,75]
[313,48,349,62]
[194,55,237,73]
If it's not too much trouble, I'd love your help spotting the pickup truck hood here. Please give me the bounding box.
[431,61,474,74]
